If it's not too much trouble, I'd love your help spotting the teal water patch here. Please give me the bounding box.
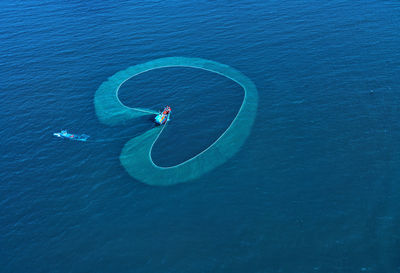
[94,57,258,185]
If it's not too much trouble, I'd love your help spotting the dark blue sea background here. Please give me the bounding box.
[1,1,400,272]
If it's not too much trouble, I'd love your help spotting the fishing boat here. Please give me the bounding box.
[154,106,171,125]
[53,130,89,141]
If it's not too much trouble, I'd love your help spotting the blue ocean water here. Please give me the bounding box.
[1,0,400,272]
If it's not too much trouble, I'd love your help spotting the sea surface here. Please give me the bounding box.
[1,0,400,272]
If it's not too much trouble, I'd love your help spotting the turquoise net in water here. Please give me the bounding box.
[94,57,258,186]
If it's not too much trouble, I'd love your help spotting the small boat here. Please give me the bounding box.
[53,130,89,141]
[154,106,171,125]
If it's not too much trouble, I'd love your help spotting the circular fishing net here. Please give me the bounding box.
[94,57,258,185]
